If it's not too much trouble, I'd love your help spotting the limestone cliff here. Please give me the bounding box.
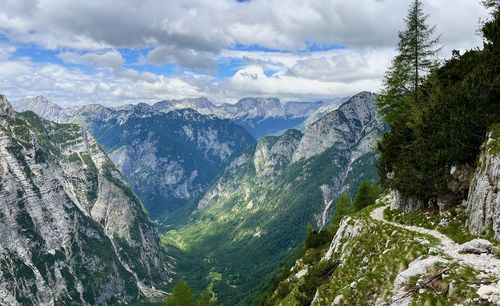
[0,95,169,305]
[467,126,500,240]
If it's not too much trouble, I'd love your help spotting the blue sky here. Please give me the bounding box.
[0,0,490,105]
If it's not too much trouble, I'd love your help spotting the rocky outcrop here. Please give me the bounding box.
[436,165,474,212]
[459,239,494,254]
[390,163,475,213]
[391,256,449,306]
[477,283,500,304]
[389,189,425,213]
[0,95,11,113]
[323,217,363,261]
[466,128,500,240]
[0,96,169,305]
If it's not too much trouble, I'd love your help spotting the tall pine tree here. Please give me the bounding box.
[377,0,441,126]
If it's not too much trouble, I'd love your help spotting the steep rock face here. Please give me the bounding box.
[323,217,363,261]
[164,92,384,305]
[252,129,303,182]
[467,127,500,240]
[295,97,349,131]
[12,100,255,218]
[389,189,425,213]
[292,91,381,162]
[0,95,168,305]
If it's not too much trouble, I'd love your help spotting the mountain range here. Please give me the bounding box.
[13,95,344,139]
[12,98,256,219]
[153,97,345,138]
[10,91,389,305]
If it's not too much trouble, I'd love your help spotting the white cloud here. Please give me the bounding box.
[0,0,492,103]
[147,46,217,70]
[0,0,488,54]
[58,50,124,70]
[0,44,16,60]
[220,65,382,101]
[0,58,206,105]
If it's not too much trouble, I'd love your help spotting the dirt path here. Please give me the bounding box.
[370,206,500,278]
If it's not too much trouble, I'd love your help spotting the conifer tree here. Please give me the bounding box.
[165,281,195,306]
[377,0,441,125]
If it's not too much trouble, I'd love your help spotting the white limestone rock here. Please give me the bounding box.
[459,239,494,255]
[391,256,448,306]
[466,130,500,240]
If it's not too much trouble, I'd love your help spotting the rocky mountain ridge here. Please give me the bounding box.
[153,97,326,120]
[12,95,344,139]
[153,97,342,138]
[0,95,169,305]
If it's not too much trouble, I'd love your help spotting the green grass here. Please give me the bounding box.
[264,204,490,306]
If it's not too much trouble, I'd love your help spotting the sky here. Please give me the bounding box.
[0,0,491,105]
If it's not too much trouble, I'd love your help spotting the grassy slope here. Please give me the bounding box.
[264,203,485,306]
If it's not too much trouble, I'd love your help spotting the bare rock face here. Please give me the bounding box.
[477,283,500,304]
[390,189,425,213]
[0,95,12,119]
[292,91,382,163]
[323,217,363,261]
[253,129,303,183]
[0,96,169,305]
[466,129,500,240]
[11,96,70,123]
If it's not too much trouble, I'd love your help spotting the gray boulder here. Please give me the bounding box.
[459,239,494,255]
